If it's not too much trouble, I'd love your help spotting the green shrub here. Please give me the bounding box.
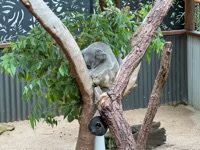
[195,3,200,31]
[0,2,164,128]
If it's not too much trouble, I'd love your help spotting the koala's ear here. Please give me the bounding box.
[95,49,106,60]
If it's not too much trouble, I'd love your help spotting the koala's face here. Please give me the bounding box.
[82,48,106,70]
[82,50,97,70]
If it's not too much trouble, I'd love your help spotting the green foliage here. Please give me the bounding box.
[0,2,164,128]
[0,27,81,128]
[105,137,116,150]
[159,0,184,30]
[65,2,164,59]
[64,7,136,57]
[0,53,17,77]
[195,3,200,31]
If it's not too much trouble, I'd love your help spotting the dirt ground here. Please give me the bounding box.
[0,105,200,150]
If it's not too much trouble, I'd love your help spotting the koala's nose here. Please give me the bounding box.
[87,65,91,69]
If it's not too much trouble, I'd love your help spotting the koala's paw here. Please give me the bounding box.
[93,74,112,88]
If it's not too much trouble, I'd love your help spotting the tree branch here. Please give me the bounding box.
[136,42,172,150]
[99,0,107,11]
[97,93,136,150]
[99,0,120,11]
[122,62,141,97]
[108,0,174,101]
[19,0,95,149]
[114,0,120,8]
[97,0,174,149]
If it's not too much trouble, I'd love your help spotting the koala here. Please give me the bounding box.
[82,42,119,88]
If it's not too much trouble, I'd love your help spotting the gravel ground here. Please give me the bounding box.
[0,105,200,150]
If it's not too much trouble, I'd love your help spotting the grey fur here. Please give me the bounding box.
[82,42,119,88]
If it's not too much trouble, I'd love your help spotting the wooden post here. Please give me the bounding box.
[185,0,195,31]
[0,43,10,48]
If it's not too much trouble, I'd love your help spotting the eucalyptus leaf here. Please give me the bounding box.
[67,114,74,123]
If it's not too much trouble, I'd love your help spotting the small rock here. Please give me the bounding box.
[0,124,15,135]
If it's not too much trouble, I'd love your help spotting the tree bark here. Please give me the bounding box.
[122,63,141,97]
[99,0,120,11]
[98,93,136,150]
[136,42,172,150]
[108,0,174,101]
[99,0,107,11]
[185,0,195,31]
[114,0,120,8]
[97,0,174,149]
[19,0,95,149]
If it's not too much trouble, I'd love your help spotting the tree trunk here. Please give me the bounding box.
[99,0,107,11]
[76,102,95,150]
[20,0,174,149]
[98,94,136,149]
[99,0,120,10]
[136,42,172,150]
[19,0,95,149]
[97,0,174,149]
[114,0,120,8]
[105,122,166,149]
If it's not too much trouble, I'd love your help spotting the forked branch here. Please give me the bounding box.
[98,0,174,149]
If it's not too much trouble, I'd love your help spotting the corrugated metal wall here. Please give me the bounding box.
[123,35,188,109]
[0,68,32,122]
[0,35,188,123]
[187,35,200,110]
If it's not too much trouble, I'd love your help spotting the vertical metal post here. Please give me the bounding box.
[95,136,106,150]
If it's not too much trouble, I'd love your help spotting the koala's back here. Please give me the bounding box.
[88,42,119,70]
[87,42,115,58]
[82,42,120,88]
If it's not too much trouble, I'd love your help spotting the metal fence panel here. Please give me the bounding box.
[0,73,32,122]
[187,35,200,110]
